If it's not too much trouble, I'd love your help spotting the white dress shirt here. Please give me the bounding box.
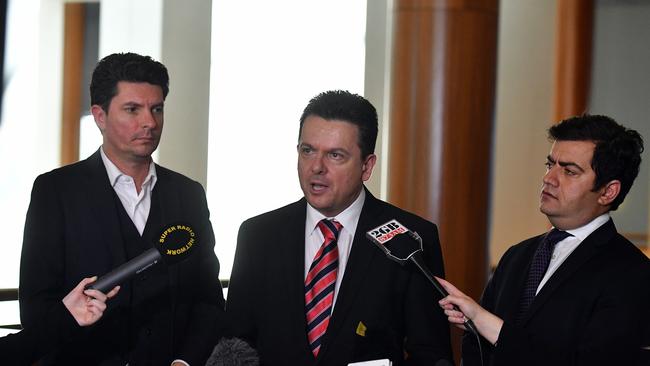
[100,148,157,235]
[304,189,366,307]
[537,213,611,294]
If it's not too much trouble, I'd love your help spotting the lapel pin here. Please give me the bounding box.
[356,321,367,337]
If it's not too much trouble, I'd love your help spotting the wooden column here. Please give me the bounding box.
[553,0,594,122]
[388,0,498,360]
[60,3,85,165]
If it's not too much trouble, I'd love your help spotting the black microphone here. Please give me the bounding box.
[366,219,479,337]
[205,337,259,366]
[87,223,198,293]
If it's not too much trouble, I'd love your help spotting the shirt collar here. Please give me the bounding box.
[561,213,611,242]
[306,188,366,233]
[100,147,157,189]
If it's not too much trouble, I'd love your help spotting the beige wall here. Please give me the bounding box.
[364,0,393,199]
[488,0,557,267]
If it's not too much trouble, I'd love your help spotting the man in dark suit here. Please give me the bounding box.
[227,90,453,365]
[19,53,225,365]
[438,115,650,365]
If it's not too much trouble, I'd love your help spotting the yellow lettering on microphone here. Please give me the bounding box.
[159,225,177,243]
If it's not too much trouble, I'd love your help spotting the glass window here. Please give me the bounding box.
[208,0,368,279]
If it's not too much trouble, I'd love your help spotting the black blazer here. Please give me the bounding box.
[462,219,650,366]
[0,302,78,365]
[19,151,225,365]
[226,189,453,366]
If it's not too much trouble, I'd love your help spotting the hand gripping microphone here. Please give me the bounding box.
[366,219,479,337]
[87,223,198,293]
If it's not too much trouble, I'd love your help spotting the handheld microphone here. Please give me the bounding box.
[87,223,198,293]
[205,337,259,366]
[366,219,479,337]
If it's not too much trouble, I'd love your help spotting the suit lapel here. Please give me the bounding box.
[318,190,384,361]
[82,151,127,268]
[498,236,542,323]
[290,200,309,330]
[524,220,616,323]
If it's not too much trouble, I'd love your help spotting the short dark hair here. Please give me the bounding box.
[548,114,644,210]
[299,90,378,159]
[90,52,169,112]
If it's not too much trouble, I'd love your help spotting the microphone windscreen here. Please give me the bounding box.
[155,223,198,265]
[383,232,421,260]
[205,337,259,366]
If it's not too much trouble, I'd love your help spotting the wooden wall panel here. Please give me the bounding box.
[553,0,594,121]
[388,0,498,361]
[61,3,85,165]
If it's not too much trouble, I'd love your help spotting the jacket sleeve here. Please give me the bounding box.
[0,301,79,364]
[223,218,260,346]
[175,181,227,364]
[19,174,67,328]
[460,245,517,366]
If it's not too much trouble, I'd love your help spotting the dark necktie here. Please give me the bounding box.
[305,219,342,357]
[516,228,572,323]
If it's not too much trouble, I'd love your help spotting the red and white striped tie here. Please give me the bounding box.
[305,219,342,357]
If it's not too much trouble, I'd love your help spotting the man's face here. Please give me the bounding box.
[297,116,376,217]
[540,140,612,229]
[91,81,164,165]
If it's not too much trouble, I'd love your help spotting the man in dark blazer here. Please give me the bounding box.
[227,90,453,365]
[19,53,225,365]
[438,115,650,365]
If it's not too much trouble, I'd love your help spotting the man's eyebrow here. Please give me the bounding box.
[547,155,586,172]
[326,147,350,155]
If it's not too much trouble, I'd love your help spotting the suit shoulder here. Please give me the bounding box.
[608,233,650,269]
[156,165,202,187]
[494,234,545,266]
[372,199,438,230]
[156,166,213,208]
[31,157,97,191]
[507,234,545,251]
[240,199,304,229]
[35,158,88,180]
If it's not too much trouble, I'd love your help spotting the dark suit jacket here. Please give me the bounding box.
[462,219,650,366]
[19,151,225,365]
[226,189,453,366]
[0,302,78,365]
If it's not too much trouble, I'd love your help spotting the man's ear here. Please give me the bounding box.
[91,105,106,133]
[361,154,377,182]
[598,180,621,207]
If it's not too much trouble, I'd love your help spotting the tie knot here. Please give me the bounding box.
[545,228,572,247]
[317,219,342,241]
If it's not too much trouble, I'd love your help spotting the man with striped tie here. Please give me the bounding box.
[227,90,453,365]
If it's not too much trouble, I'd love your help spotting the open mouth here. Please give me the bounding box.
[310,182,329,193]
